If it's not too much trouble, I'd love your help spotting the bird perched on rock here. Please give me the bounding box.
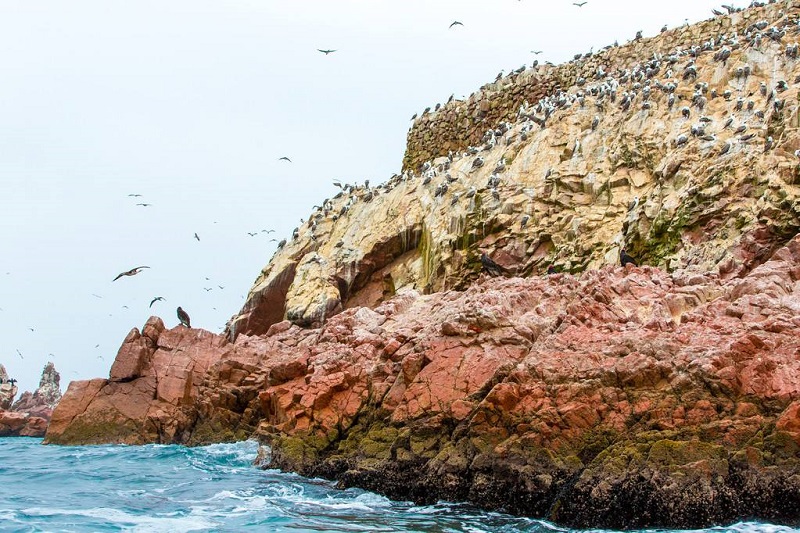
[619,249,638,267]
[480,253,507,277]
[177,307,191,328]
[113,266,150,281]
[547,265,557,275]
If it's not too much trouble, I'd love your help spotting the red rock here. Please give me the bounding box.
[109,328,152,381]
[43,233,800,528]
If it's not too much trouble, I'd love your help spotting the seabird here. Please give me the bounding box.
[278,156,292,162]
[8,378,16,386]
[149,296,165,308]
[619,249,638,267]
[317,49,336,55]
[449,21,463,28]
[480,253,507,277]
[136,203,152,207]
[128,194,142,197]
[113,266,150,281]
[573,1,587,6]
[194,232,200,241]
[177,307,191,328]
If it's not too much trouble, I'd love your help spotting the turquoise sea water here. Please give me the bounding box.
[0,438,795,533]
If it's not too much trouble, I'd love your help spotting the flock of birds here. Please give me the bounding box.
[265,0,796,285]
[7,0,791,387]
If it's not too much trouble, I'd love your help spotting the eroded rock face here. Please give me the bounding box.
[48,234,800,528]
[45,317,231,445]
[0,364,17,411]
[228,1,800,338]
[0,362,61,437]
[12,361,62,419]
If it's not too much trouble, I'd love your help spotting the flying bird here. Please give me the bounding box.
[573,1,587,6]
[136,203,152,207]
[128,194,143,197]
[531,50,543,55]
[247,232,258,237]
[194,232,200,241]
[8,378,16,386]
[113,266,150,281]
[278,156,292,162]
[16,349,23,359]
[261,229,275,233]
[177,307,191,328]
[149,296,165,308]
[449,21,463,28]
[317,49,336,55]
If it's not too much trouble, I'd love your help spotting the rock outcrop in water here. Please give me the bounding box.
[46,1,800,529]
[1,362,61,437]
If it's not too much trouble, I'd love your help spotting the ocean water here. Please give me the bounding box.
[0,438,795,533]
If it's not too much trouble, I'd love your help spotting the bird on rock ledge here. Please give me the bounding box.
[620,248,638,267]
[480,252,508,277]
[177,307,191,328]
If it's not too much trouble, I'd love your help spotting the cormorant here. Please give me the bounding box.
[177,307,191,328]
[481,253,507,277]
[620,249,638,267]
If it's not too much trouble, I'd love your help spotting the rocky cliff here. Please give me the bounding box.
[228,0,800,335]
[1,362,61,437]
[46,1,800,529]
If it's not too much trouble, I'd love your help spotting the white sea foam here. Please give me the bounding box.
[21,506,217,532]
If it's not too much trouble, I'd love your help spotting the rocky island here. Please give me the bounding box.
[45,1,800,529]
[1,362,62,437]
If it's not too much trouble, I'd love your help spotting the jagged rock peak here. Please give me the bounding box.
[36,361,62,408]
[0,364,17,411]
[12,362,62,414]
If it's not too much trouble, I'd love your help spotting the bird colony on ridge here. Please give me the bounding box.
[259,0,800,283]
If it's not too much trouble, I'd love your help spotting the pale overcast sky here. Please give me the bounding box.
[1,0,741,393]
